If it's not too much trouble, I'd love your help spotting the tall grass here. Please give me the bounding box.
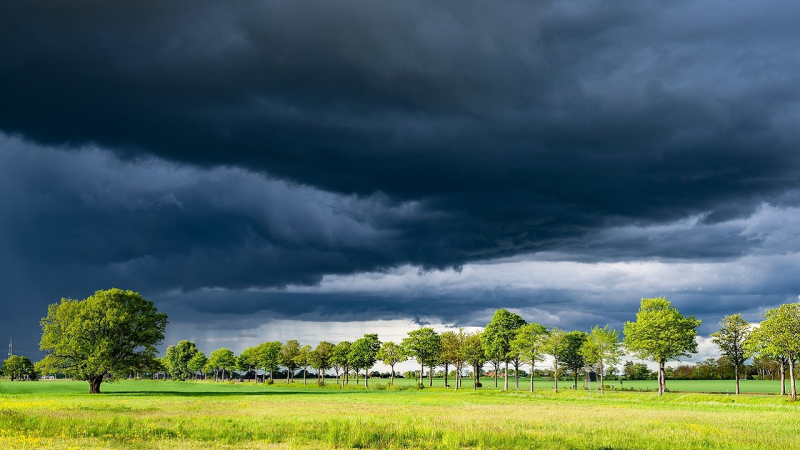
[1,380,798,449]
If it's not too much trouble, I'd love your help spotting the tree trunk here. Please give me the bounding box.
[553,362,559,393]
[303,369,307,385]
[88,375,103,394]
[789,358,797,401]
[504,361,509,391]
[420,362,424,386]
[573,369,578,390]
[429,365,433,387]
[780,360,786,396]
[444,363,449,388]
[530,366,534,393]
[365,369,369,388]
[494,365,498,388]
[735,364,740,395]
[600,371,605,396]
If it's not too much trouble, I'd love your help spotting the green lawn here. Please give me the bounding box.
[359,375,787,394]
[1,379,798,449]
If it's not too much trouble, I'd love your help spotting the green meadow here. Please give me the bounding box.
[2,379,799,449]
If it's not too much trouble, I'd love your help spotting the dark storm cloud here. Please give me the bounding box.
[3,1,800,351]
[4,1,800,243]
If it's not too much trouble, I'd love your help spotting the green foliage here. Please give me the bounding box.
[512,322,548,366]
[376,341,406,384]
[295,345,313,382]
[279,340,301,381]
[206,348,236,381]
[310,341,335,381]
[256,341,282,381]
[349,334,381,385]
[623,361,652,380]
[164,340,200,381]
[711,314,752,393]
[38,288,168,393]
[402,328,441,385]
[561,331,587,377]
[439,331,460,368]
[544,327,568,391]
[331,341,352,381]
[187,352,207,379]
[623,297,701,363]
[3,355,35,381]
[581,325,623,393]
[750,303,800,400]
[481,309,526,364]
[237,346,259,376]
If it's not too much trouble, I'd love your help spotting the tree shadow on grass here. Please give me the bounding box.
[105,389,371,397]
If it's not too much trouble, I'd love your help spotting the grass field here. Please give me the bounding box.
[2,379,799,449]
[359,375,788,394]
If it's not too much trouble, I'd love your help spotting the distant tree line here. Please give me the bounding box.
[7,289,800,400]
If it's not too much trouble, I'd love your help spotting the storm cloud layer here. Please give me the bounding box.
[2,1,800,354]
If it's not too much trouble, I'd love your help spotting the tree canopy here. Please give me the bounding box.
[512,322,548,392]
[349,334,381,387]
[580,325,623,395]
[402,327,441,387]
[164,340,200,381]
[376,341,406,385]
[3,355,35,381]
[624,297,700,396]
[481,309,526,390]
[752,303,800,400]
[711,314,751,395]
[38,288,168,393]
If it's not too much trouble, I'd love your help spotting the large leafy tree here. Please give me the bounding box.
[38,288,168,393]
[624,297,701,396]
[295,345,313,385]
[461,332,486,390]
[237,346,259,381]
[752,303,800,400]
[562,331,588,390]
[309,341,335,385]
[481,309,526,391]
[206,348,236,382]
[187,352,207,380]
[402,327,441,387]
[349,334,381,388]
[256,341,282,382]
[544,327,568,392]
[512,322,548,392]
[376,341,406,386]
[279,340,301,383]
[580,326,623,395]
[164,340,200,381]
[3,355,35,381]
[711,314,752,395]
[439,331,460,388]
[331,341,352,386]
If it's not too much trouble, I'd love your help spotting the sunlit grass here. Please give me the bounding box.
[1,379,798,449]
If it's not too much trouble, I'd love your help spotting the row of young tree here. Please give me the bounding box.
[22,289,800,400]
[151,297,800,399]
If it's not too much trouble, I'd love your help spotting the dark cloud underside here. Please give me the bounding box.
[2,1,800,350]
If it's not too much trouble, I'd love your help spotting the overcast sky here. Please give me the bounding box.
[3,1,800,366]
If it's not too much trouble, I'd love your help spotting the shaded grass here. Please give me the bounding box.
[1,380,799,449]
